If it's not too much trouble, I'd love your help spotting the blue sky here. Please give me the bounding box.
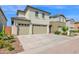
[1,5,79,26]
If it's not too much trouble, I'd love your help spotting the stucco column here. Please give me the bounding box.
[67,28,70,36]
[29,24,32,34]
[47,25,49,34]
[12,25,17,35]
[14,20,16,26]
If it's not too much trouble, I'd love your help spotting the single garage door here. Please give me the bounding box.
[18,24,29,35]
[32,24,47,34]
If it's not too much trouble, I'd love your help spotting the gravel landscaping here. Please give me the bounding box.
[0,38,24,54]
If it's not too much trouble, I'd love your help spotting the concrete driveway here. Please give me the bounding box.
[17,34,78,54]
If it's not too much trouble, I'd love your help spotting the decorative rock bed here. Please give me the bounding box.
[0,38,24,54]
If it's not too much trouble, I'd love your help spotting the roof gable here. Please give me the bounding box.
[50,14,66,19]
[24,5,51,15]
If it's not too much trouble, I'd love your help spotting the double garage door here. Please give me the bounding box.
[32,25,47,34]
[18,24,47,35]
[18,24,29,35]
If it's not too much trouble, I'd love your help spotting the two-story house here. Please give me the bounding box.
[49,14,66,33]
[11,5,51,35]
[66,19,75,35]
[74,22,79,30]
[66,19,75,30]
[0,8,7,32]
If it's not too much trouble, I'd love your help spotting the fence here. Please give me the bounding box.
[5,26,11,35]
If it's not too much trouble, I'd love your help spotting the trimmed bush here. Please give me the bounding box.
[8,39,15,43]
[0,33,15,51]
[0,40,5,49]
[55,31,61,35]
[7,46,15,51]
[62,32,67,35]
[8,35,15,39]
[71,30,79,33]
[4,43,11,48]
[5,43,15,51]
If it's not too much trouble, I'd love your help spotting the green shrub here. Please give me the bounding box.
[8,35,15,39]
[55,31,61,35]
[0,34,8,40]
[0,34,15,41]
[0,33,15,51]
[62,26,68,32]
[71,30,79,33]
[3,36,8,40]
[4,43,11,48]
[7,39,15,43]
[7,46,15,51]
[62,32,67,35]
[0,40,5,49]
[5,43,15,51]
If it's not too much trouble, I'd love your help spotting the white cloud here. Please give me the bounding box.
[50,5,67,9]
[66,15,79,21]
[1,5,26,15]
[1,5,26,12]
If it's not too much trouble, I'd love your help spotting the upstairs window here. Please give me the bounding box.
[42,13,45,18]
[35,11,38,17]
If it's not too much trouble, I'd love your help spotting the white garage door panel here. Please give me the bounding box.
[19,26,29,35]
[33,25,47,34]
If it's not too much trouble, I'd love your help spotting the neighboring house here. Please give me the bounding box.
[49,14,66,33]
[74,22,79,30]
[0,8,7,32]
[66,19,75,35]
[66,19,75,30]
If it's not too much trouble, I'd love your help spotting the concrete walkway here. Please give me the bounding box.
[17,34,77,54]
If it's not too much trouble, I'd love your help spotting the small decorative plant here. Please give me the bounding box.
[0,40,5,49]
[62,26,68,35]
[0,26,15,51]
[5,43,15,51]
[55,31,61,35]
[7,46,15,51]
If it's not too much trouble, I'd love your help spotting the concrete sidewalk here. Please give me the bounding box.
[17,34,77,54]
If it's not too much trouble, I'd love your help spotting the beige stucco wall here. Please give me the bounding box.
[18,12,25,17]
[25,8,50,21]
[32,25,47,34]
[50,21,66,33]
[25,10,30,19]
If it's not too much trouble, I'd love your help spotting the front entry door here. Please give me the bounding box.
[49,25,52,33]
